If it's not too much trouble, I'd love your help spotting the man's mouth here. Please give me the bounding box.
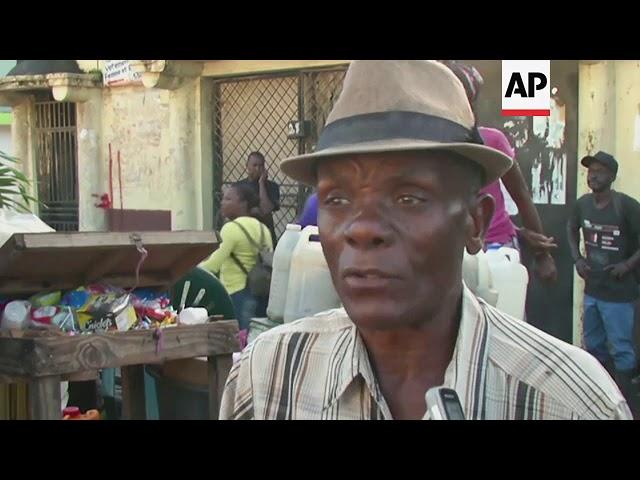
[342,268,399,290]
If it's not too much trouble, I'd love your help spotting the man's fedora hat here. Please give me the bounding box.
[280,60,513,186]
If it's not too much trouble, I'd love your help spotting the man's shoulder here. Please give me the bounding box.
[571,193,592,219]
[240,309,353,372]
[252,309,353,346]
[481,303,625,418]
[617,191,640,211]
[266,179,280,190]
[575,193,592,205]
[236,178,259,190]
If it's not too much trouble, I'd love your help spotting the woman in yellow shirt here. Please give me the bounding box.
[200,183,273,331]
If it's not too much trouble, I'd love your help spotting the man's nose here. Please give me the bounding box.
[343,201,393,250]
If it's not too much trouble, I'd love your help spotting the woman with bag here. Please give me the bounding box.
[200,183,273,332]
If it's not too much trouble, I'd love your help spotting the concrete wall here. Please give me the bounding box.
[89,78,208,231]
[0,125,10,154]
[76,60,100,72]
[574,60,640,344]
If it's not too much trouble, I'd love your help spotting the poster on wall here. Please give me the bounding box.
[502,92,567,206]
[103,61,142,87]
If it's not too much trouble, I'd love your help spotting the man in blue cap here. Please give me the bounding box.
[568,150,640,417]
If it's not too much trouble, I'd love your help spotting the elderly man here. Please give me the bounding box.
[220,60,630,420]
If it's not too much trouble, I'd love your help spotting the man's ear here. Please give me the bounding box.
[465,193,495,255]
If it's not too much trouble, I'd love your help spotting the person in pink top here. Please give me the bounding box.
[443,61,558,283]
[478,127,519,248]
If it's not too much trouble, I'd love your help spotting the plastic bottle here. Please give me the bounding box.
[1,300,31,330]
[178,307,209,325]
[283,226,341,323]
[484,246,529,320]
[267,224,302,323]
[462,249,499,307]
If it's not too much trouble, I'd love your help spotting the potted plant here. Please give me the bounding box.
[0,150,41,212]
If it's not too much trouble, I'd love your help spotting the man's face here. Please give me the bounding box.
[317,152,493,330]
[587,162,614,193]
[247,155,265,182]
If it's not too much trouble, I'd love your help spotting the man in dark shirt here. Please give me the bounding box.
[237,151,281,245]
[567,150,640,416]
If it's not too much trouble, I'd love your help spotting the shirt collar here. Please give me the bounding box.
[322,284,489,416]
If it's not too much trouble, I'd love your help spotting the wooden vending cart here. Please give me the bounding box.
[0,231,240,420]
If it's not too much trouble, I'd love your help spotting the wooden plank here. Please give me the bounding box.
[84,250,130,284]
[208,354,233,420]
[0,273,171,295]
[4,231,218,250]
[0,247,23,280]
[208,357,218,420]
[121,365,146,420]
[0,277,82,295]
[0,372,90,383]
[0,231,220,294]
[0,337,36,377]
[64,370,98,382]
[29,376,61,420]
[0,321,240,377]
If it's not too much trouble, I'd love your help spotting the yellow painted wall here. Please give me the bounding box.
[76,60,101,72]
[574,60,640,345]
[96,79,205,230]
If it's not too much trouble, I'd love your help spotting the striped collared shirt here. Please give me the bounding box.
[220,286,631,420]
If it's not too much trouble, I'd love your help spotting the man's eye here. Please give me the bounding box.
[396,195,424,205]
[324,196,350,206]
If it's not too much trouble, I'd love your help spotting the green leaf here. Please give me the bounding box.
[0,151,45,212]
[0,199,25,210]
[0,151,19,163]
[9,171,29,183]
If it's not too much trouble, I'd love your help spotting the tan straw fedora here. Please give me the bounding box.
[280,60,513,186]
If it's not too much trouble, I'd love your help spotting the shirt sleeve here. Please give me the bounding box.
[298,193,318,228]
[612,399,634,420]
[268,181,281,212]
[263,222,274,251]
[569,196,582,229]
[623,195,640,238]
[219,346,255,420]
[199,223,238,274]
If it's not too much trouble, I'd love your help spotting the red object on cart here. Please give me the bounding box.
[63,406,100,420]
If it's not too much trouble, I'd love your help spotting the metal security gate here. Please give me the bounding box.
[34,97,79,231]
[212,68,347,237]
